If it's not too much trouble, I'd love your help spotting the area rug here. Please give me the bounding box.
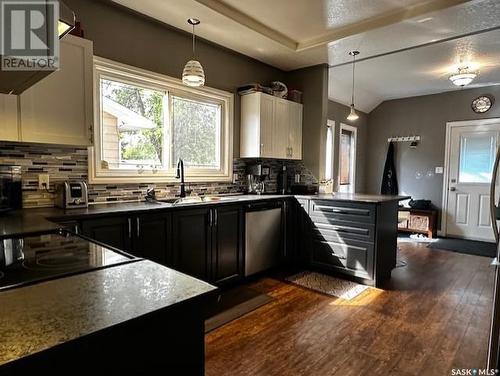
[427,238,496,258]
[205,287,273,333]
[285,271,371,300]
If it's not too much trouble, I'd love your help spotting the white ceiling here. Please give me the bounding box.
[329,29,500,112]
[112,0,500,112]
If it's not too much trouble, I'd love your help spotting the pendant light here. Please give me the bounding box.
[347,50,360,122]
[182,18,205,87]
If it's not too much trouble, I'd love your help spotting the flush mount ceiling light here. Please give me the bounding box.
[449,66,477,87]
[182,18,205,87]
[346,50,360,122]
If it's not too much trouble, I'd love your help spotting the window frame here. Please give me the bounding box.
[89,57,234,184]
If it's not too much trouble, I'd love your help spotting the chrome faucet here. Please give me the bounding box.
[176,158,186,198]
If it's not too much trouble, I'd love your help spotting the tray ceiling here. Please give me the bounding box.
[111,0,500,111]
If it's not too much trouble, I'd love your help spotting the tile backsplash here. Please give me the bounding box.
[0,142,316,208]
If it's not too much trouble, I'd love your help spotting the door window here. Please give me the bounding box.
[459,132,496,183]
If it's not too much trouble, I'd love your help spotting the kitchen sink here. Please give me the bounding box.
[156,195,249,205]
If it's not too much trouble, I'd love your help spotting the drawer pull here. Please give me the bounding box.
[319,240,367,252]
[315,223,368,235]
[314,205,370,216]
[331,252,346,260]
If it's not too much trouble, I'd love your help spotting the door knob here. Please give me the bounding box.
[450,187,456,192]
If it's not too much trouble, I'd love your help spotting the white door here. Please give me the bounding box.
[274,98,289,159]
[259,93,275,158]
[0,94,20,141]
[338,124,357,193]
[445,122,500,242]
[288,102,303,160]
[20,35,93,146]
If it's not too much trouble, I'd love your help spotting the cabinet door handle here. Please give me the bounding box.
[208,210,213,227]
[260,143,264,156]
[214,209,218,227]
[128,218,132,239]
[136,218,140,238]
[331,252,347,260]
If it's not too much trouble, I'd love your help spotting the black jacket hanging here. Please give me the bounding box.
[381,141,399,195]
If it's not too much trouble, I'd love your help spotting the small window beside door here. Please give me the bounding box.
[340,129,353,186]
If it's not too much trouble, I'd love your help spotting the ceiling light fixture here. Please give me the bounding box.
[449,66,477,87]
[347,50,360,122]
[182,18,205,87]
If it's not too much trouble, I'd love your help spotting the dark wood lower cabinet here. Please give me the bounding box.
[134,212,172,266]
[172,208,212,281]
[79,216,132,252]
[211,205,243,285]
[172,205,244,284]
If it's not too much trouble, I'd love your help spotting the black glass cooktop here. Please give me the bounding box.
[0,231,136,291]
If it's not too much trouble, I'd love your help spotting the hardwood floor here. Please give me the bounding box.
[205,241,495,376]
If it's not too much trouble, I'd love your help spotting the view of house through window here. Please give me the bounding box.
[101,78,165,169]
[99,76,224,173]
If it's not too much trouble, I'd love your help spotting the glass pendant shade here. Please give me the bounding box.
[183,18,205,87]
[347,105,359,121]
[182,60,205,87]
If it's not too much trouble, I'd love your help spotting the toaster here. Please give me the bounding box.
[55,181,89,209]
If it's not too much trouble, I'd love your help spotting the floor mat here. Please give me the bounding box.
[427,237,496,258]
[285,271,372,300]
[205,287,273,333]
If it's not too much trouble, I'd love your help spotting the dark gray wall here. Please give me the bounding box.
[366,85,500,220]
[65,0,287,157]
[327,100,369,192]
[288,65,329,179]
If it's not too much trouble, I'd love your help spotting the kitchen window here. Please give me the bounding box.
[89,57,234,183]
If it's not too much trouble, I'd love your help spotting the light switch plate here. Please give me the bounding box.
[38,174,49,189]
[435,167,444,174]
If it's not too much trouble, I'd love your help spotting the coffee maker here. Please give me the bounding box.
[247,164,270,194]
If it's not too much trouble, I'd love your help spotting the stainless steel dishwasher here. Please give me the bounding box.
[244,201,283,277]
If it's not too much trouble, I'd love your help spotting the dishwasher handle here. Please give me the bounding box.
[246,201,283,211]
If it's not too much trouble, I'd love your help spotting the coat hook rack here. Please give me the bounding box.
[387,136,421,143]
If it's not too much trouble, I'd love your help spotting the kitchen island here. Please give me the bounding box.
[294,193,409,286]
[0,258,217,375]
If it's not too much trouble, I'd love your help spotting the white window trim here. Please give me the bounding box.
[338,123,357,193]
[88,56,234,184]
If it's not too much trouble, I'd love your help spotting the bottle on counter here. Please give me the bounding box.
[278,165,288,195]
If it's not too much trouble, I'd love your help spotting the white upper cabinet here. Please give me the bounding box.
[288,101,303,160]
[0,94,20,141]
[240,92,303,160]
[20,35,93,146]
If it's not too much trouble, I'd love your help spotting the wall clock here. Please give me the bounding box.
[471,95,494,113]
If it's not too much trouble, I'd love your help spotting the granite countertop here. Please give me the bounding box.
[0,193,409,238]
[0,210,62,238]
[295,193,410,203]
[0,260,217,367]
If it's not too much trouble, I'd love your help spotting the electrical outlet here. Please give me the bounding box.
[233,173,238,183]
[38,174,49,190]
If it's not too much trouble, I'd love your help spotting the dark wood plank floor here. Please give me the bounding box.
[205,241,495,376]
